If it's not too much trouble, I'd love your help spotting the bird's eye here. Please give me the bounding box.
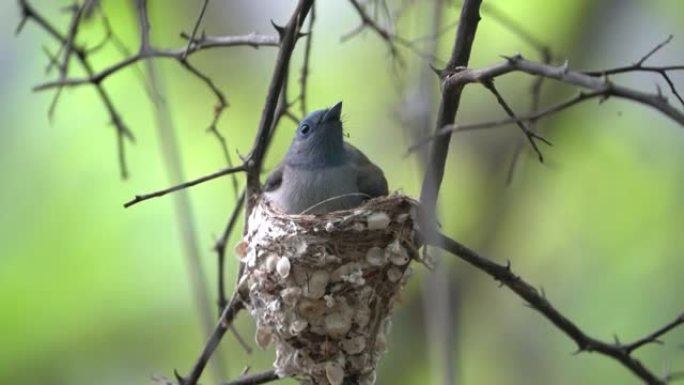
[300,124,311,136]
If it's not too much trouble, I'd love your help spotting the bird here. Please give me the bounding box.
[263,101,388,214]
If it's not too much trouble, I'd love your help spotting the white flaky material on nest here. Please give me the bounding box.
[237,193,422,385]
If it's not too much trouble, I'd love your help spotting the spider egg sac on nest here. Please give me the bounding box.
[240,194,422,385]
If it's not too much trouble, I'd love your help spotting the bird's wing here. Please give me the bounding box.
[263,163,284,192]
[345,143,389,198]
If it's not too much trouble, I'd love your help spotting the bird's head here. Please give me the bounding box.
[285,101,346,168]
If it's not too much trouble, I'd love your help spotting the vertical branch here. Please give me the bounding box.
[135,0,227,381]
[419,0,483,219]
[299,3,316,117]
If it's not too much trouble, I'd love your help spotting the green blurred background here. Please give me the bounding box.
[2,0,684,384]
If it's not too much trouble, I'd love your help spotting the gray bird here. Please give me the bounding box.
[263,101,388,214]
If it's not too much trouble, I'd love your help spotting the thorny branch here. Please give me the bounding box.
[427,231,684,385]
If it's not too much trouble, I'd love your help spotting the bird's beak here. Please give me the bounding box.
[324,101,343,122]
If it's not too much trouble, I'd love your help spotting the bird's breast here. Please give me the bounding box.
[268,165,362,214]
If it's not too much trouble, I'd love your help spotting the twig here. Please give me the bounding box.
[223,369,280,385]
[481,79,550,162]
[298,3,315,117]
[48,3,85,121]
[123,164,246,208]
[182,0,211,59]
[177,58,239,197]
[428,231,682,385]
[636,34,673,66]
[344,0,439,63]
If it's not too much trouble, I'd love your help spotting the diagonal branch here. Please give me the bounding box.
[481,79,551,162]
[18,0,134,178]
[428,231,682,385]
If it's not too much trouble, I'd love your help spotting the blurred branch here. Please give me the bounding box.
[33,33,279,91]
[223,370,279,385]
[137,0,229,380]
[427,231,683,385]
[298,3,316,117]
[17,0,134,178]
[344,0,446,64]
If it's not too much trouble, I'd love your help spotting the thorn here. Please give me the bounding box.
[500,53,523,63]
[15,15,29,35]
[571,347,584,356]
[504,259,512,271]
[613,334,621,346]
[428,63,444,78]
[296,31,309,39]
[560,59,569,73]
[173,369,185,384]
[270,20,286,40]
[539,286,546,299]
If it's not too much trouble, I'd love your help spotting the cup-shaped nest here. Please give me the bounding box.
[237,193,422,385]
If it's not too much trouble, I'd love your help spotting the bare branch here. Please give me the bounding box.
[298,3,316,117]
[428,231,681,385]
[18,0,134,178]
[123,165,246,208]
[439,55,684,126]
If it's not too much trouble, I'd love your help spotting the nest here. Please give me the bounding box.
[236,193,423,385]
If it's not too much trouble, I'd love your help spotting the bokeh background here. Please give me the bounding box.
[2,0,684,384]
